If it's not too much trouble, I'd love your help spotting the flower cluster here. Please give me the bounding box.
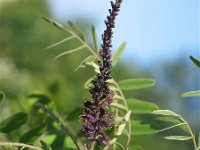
[80,0,123,147]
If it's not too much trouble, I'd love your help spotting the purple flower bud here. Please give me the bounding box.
[102,140,109,146]
[99,128,109,140]
[105,114,114,119]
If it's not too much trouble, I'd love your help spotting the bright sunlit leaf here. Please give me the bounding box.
[116,111,131,136]
[164,136,192,141]
[64,136,76,149]
[110,102,127,111]
[42,135,57,145]
[152,110,179,117]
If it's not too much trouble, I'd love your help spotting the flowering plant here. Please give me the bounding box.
[0,0,199,150]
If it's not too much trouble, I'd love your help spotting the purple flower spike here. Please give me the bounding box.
[80,0,123,148]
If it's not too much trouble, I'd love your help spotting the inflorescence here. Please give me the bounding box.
[80,0,123,147]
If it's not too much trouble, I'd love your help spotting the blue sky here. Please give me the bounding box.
[48,0,199,65]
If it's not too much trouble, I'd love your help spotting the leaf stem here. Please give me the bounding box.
[113,109,119,150]
[43,17,100,60]
[112,79,132,150]
[36,103,87,150]
[88,141,95,150]
[179,116,198,150]
[0,142,43,150]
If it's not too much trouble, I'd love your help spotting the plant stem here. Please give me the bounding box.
[0,142,43,150]
[179,116,198,150]
[113,109,119,150]
[36,103,87,150]
[64,122,87,150]
[88,141,95,150]
[112,79,131,150]
[43,17,100,60]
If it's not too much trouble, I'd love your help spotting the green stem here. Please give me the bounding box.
[0,142,43,150]
[112,79,131,150]
[113,109,119,150]
[36,103,87,150]
[43,17,100,60]
[179,116,198,150]
[88,141,95,150]
[64,122,87,150]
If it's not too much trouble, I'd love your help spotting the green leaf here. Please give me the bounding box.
[164,136,192,141]
[20,123,46,143]
[190,56,200,68]
[156,117,189,132]
[130,145,143,150]
[28,92,51,104]
[43,16,99,60]
[66,107,80,121]
[152,110,179,117]
[45,36,75,50]
[127,98,159,114]
[91,26,99,52]
[85,61,99,73]
[0,90,5,106]
[159,123,187,132]
[132,120,159,135]
[68,21,85,41]
[115,142,125,150]
[40,140,52,150]
[156,116,181,124]
[64,136,76,149]
[42,135,57,145]
[182,90,200,97]
[74,55,96,72]
[84,77,95,89]
[0,112,28,133]
[110,103,127,111]
[114,94,124,101]
[198,132,200,149]
[115,111,131,136]
[118,78,155,90]
[124,110,132,122]
[112,42,126,67]
[55,45,86,59]
[42,16,67,31]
